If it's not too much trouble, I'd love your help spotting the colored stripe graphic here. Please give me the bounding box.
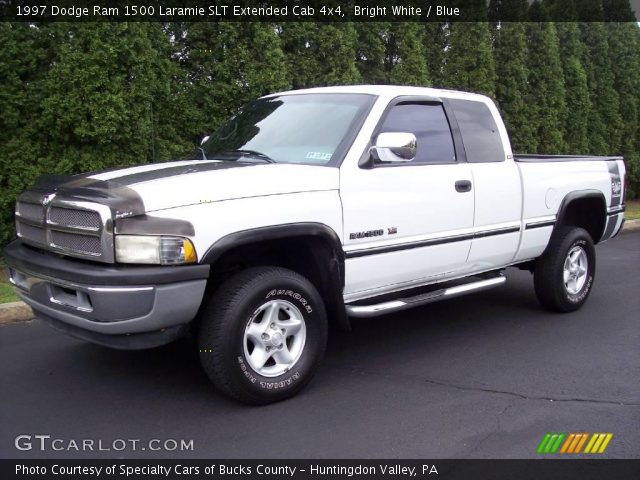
[584,434,598,453]
[539,433,613,454]
[560,434,575,453]
[597,434,613,453]
[545,434,558,453]
[567,433,588,454]
[574,433,589,453]
[550,433,565,453]
[537,433,565,453]
[592,434,606,452]
[585,433,613,454]
[568,434,582,453]
[537,434,552,454]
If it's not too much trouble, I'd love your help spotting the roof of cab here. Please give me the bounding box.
[263,84,491,103]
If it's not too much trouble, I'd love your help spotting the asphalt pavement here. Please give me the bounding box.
[1,231,638,459]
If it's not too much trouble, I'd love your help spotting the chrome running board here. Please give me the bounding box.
[345,275,506,318]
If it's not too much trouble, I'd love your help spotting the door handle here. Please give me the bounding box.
[455,180,472,193]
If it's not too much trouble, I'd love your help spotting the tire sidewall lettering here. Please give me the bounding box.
[237,356,302,390]
[237,356,258,384]
[266,288,313,313]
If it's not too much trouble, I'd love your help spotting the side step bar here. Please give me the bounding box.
[345,275,506,318]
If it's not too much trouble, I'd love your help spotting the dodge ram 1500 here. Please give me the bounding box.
[4,85,626,404]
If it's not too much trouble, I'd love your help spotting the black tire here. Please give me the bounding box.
[197,266,327,405]
[534,226,596,312]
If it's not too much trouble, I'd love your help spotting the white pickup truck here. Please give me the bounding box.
[5,86,626,404]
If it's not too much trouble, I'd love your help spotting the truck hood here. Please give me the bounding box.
[27,160,339,218]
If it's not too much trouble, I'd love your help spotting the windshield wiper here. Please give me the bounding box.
[217,149,277,163]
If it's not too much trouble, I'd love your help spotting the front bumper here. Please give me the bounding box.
[4,241,209,349]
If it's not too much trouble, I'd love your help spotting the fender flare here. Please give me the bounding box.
[200,222,350,331]
[554,189,607,243]
[201,222,343,267]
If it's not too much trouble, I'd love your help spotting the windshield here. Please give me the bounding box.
[200,93,375,165]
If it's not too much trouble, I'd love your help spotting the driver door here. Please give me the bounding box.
[340,99,475,301]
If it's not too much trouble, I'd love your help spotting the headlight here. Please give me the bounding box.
[115,235,197,265]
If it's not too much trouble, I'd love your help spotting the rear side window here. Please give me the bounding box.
[449,99,505,163]
[378,103,456,164]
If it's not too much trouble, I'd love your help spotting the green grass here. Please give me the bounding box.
[0,279,17,304]
[0,259,18,304]
[626,200,640,221]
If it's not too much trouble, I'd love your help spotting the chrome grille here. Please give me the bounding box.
[49,207,101,230]
[16,222,47,244]
[16,202,44,222]
[51,230,102,255]
[15,194,114,262]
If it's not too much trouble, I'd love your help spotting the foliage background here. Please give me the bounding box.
[1,0,639,248]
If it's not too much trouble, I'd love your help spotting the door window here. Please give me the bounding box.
[378,103,456,164]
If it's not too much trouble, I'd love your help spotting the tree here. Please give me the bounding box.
[490,1,534,151]
[173,22,290,139]
[488,0,529,23]
[355,22,388,84]
[39,23,183,172]
[527,0,551,21]
[525,21,566,153]
[581,21,623,154]
[423,22,447,86]
[280,23,361,89]
[356,23,431,86]
[556,22,590,153]
[0,23,54,246]
[442,21,496,97]
[493,20,536,152]
[602,0,637,21]
[540,0,579,21]
[608,21,640,197]
[385,23,429,86]
[607,22,640,156]
[575,0,605,21]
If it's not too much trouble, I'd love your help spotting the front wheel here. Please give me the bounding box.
[534,226,596,312]
[198,267,327,404]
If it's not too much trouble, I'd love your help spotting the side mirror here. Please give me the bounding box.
[370,132,417,163]
[200,135,210,146]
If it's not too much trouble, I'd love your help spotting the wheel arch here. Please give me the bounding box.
[200,223,350,331]
[554,190,607,244]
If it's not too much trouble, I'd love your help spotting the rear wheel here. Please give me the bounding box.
[198,267,327,404]
[534,227,596,312]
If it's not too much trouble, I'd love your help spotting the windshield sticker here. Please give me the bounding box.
[306,152,332,161]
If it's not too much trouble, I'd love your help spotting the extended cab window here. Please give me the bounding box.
[449,99,505,163]
[378,103,456,164]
